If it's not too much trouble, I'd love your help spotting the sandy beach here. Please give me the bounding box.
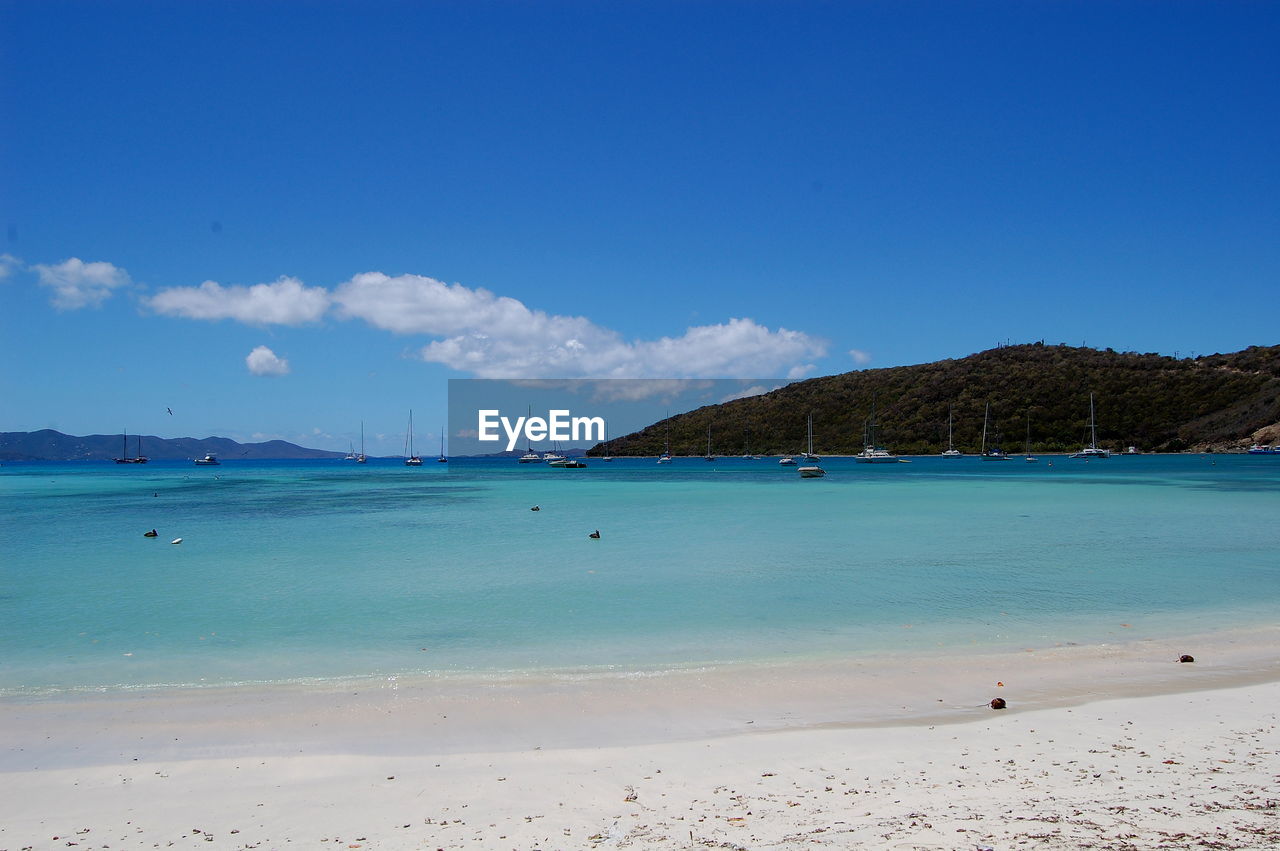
[4,633,1279,850]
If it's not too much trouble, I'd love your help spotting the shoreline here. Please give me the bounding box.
[3,627,1279,848]
[5,624,1279,770]
[3,683,1278,849]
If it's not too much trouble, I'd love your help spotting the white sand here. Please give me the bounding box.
[4,636,1280,849]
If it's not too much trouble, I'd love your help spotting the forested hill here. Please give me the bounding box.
[0,430,344,461]
[598,344,1280,456]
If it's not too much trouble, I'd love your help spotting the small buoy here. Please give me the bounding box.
[530,505,540,511]
[588,530,601,539]
[990,697,1007,710]
[170,537,183,545]
[1178,654,1195,663]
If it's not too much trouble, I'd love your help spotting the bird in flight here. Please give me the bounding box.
[167,407,173,415]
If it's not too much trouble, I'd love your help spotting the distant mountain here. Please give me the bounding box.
[596,344,1280,456]
[0,430,346,461]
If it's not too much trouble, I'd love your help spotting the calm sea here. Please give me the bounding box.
[2,454,1277,696]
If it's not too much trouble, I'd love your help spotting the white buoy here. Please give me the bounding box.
[171,537,183,544]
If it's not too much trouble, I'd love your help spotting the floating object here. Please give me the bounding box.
[1179,654,1195,663]
[170,538,183,545]
[530,505,540,511]
[996,681,1004,688]
[588,530,601,539]
[990,697,1007,710]
[143,529,158,538]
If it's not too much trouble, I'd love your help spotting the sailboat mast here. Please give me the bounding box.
[981,404,989,455]
[1089,393,1098,450]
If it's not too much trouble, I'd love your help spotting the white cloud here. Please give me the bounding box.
[849,349,872,366]
[246,345,290,376]
[333,272,827,378]
[34,257,131,309]
[142,268,828,378]
[149,276,329,325]
[0,254,22,281]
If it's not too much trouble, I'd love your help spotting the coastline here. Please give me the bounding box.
[3,683,1279,848]
[5,623,1280,769]
[4,628,1280,849]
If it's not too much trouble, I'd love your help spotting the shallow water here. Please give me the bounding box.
[2,453,1277,695]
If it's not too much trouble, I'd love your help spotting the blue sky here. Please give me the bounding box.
[2,1,1277,455]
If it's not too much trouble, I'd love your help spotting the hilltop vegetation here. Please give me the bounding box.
[597,344,1280,456]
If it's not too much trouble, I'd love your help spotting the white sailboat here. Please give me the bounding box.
[854,404,900,463]
[800,411,821,460]
[436,427,448,463]
[1070,393,1110,458]
[798,413,825,477]
[704,425,715,461]
[980,404,1010,460]
[404,410,423,465]
[356,422,367,463]
[657,419,672,463]
[942,405,963,457]
[602,422,613,462]
[1024,413,1038,463]
[518,406,542,462]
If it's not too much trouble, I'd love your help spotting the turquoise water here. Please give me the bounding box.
[1,454,1277,695]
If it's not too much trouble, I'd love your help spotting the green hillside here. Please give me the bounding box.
[596,344,1280,456]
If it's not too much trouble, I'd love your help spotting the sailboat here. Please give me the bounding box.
[602,422,613,461]
[854,404,900,463]
[1023,413,1038,463]
[801,412,821,460]
[344,442,357,461]
[518,406,542,462]
[113,430,149,464]
[404,411,423,465]
[1070,393,1110,458]
[705,425,715,461]
[356,422,367,463]
[741,429,759,460]
[657,419,672,463]
[436,427,448,463]
[780,414,804,465]
[798,413,825,477]
[980,403,1010,460]
[941,405,963,457]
